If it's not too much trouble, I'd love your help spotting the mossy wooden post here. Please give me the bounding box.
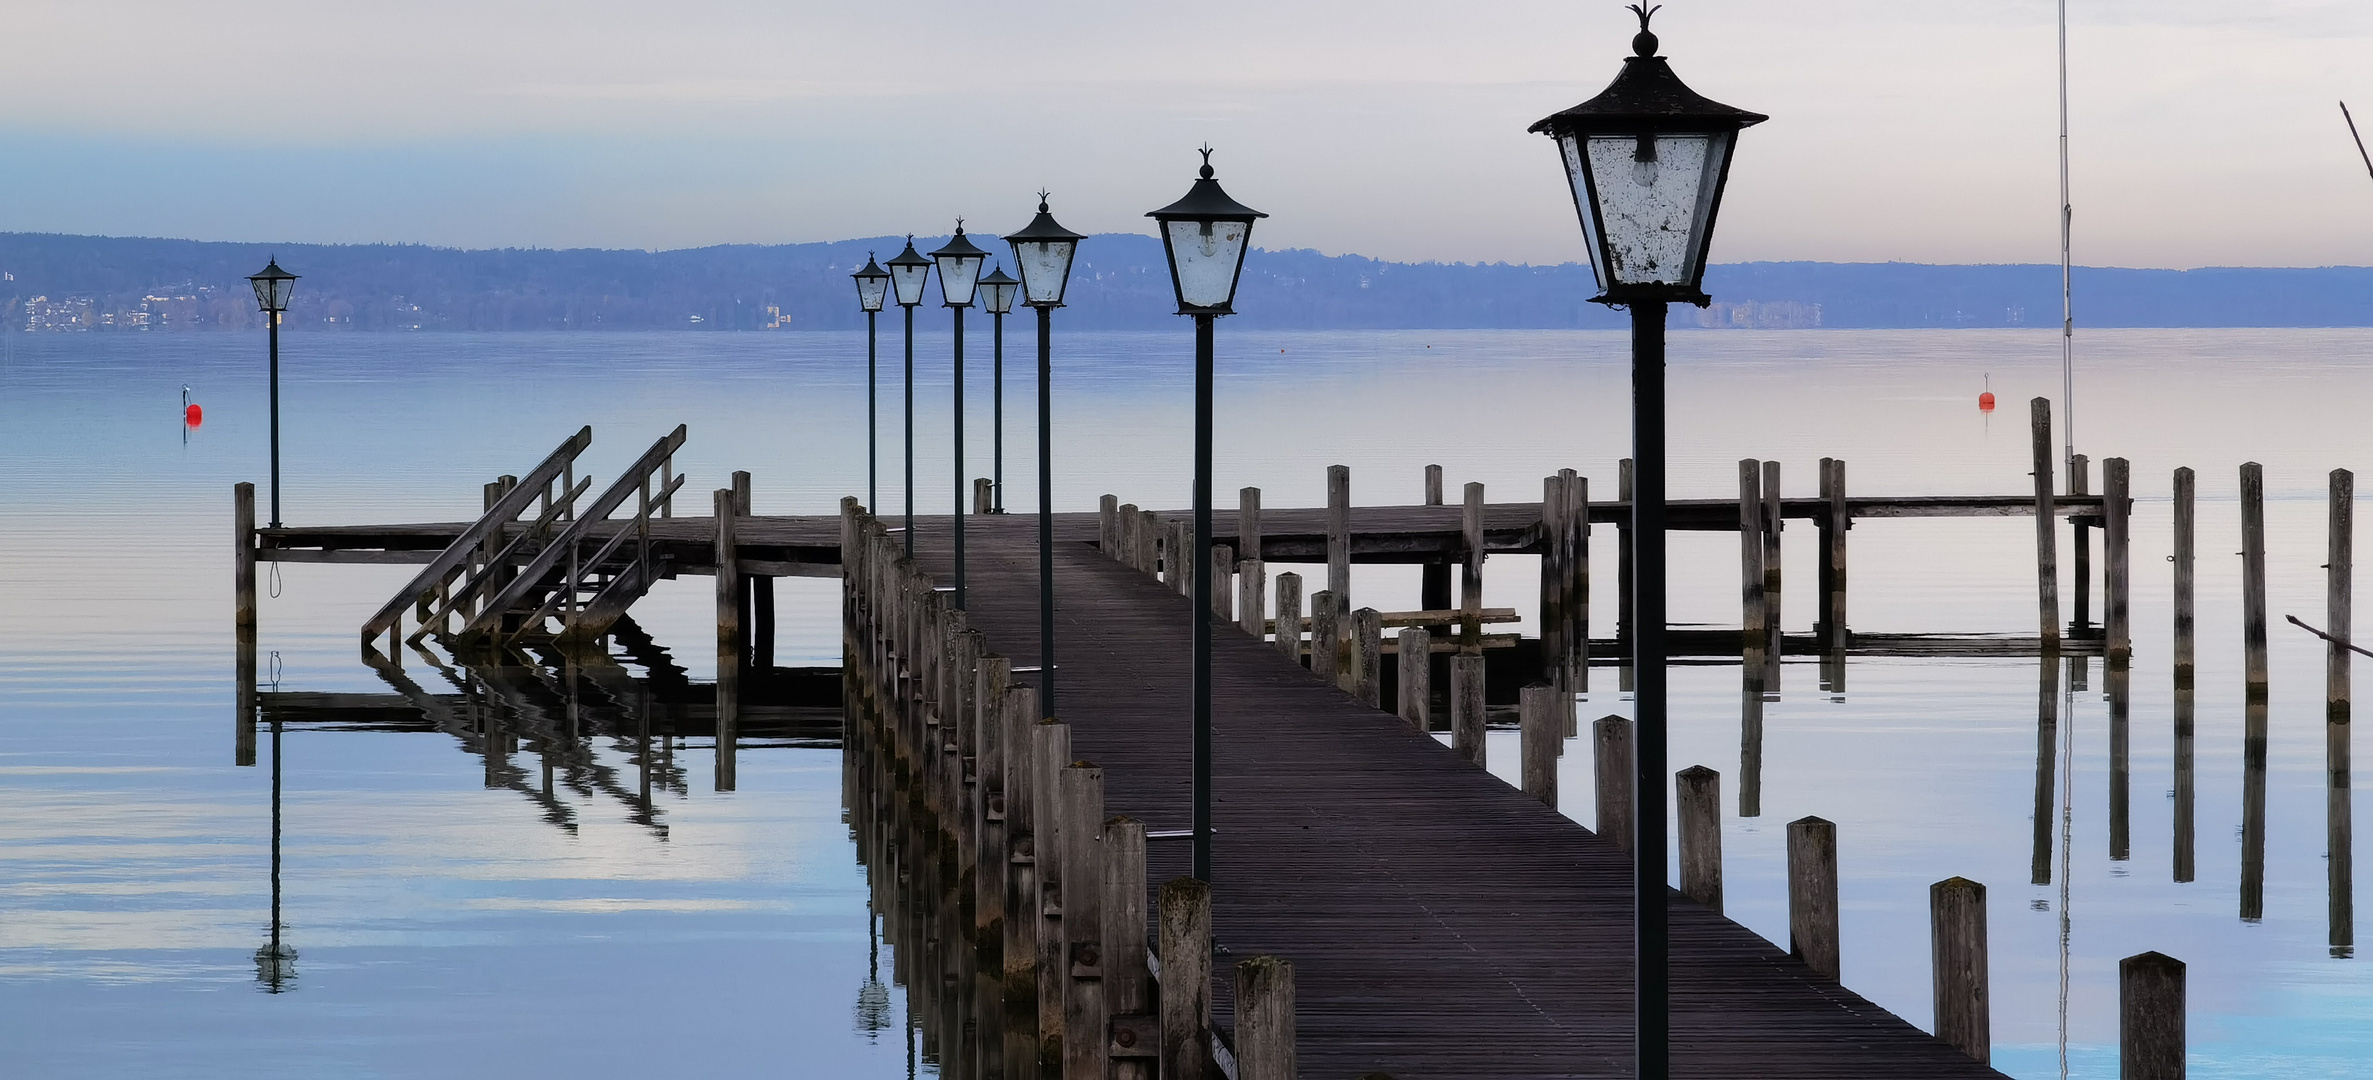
[1594,715,1633,851]
[1931,876,1991,1064]
[1033,721,1071,1062]
[1310,591,1339,685]
[2120,951,2186,1080]
[1461,481,1486,653]
[713,488,740,793]
[1102,817,1153,1080]
[1677,765,1722,913]
[2071,454,2093,634]
[2331,469,2355,953]
[1353,607,1383,707]
[1788,816,1839,980]
[1739,459,1765,649]
[2031,399,2060,649]
[1237,557,1266,638]
[1452,654,1486,766]
[1234,956,1296,1080]
[235,483,258,767]
[2242,462,2268,693]
[2105,457,2132,660]
[1211,544,1235,620]
[1100,494,1118,554]
[1157,878,1213,1080]
[1060,763,1107,1080]
[1521,684,1558,808]
[1274,572,1303,663]
[1240,485,1262,564]
[1398,627,1432,731]
[2173,469,2195,682]
[1421,465,1451,616]
[1762,460,1783,638]
[1327,465,1351,614]
[1003,687,1042,1080]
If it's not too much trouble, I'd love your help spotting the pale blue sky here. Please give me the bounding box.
[1,0,2369,267]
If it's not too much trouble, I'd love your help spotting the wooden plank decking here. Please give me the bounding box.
[900,514,2005,1079]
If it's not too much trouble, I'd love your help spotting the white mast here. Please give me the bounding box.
[2057,0,2075,476]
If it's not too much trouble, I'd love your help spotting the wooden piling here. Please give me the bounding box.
[2173,469,2195,681]
[1033,721,1071,1058]
[235,482,257,631]
[1762,460,1782,637]
[1424,463,1444,505]
[1117,502,1140,567]
[1461,482,1485,653]
[1594,715,1633,851]
[1237,558,1266,638]
[2072,454,2092,634]
[1521,684,1559,808]
[1139,511,1159,578]
[1677,765,1722,913]
[1060,762,1106,1080]
[1211,544,1235,621]
[1398,627,1432,731]
[1233,956,1296,1080]
[1003,687,1042,1080]
[2119,952,2185,1080]
[1421,465,1451,615]
[1451,654,1486,766]
[2331,468,2354,717]
[2242,462,2268,693]
[1739,459,1764,648]
[1565,471,1590,694]
[976,476,994,515]
[1240,485,1263,563]
[2333,469,2355,953]
[1102,817,1152,1080]
[1825,458,1849,649]
[1100,494,1118,554]
[713,488,741,793]
[1541,474,1566,685]
[1157,878,1213,1080]
[976,654,1012,943]
[1353,608,1383,707]
[1930,876,1991,1064]
[1274,572,1303,663]
[1311,591,1340,685]
[2105,457,2132,660]
[1327,465,1351,611]
[2031,399,2060,649]
[1787,816,1839,981]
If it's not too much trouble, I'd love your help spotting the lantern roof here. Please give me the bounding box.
[1147,149,1267,223]
[930,222,992,260]
[886,236,931,268]
[1528,6,1767,135]
[852,253,888,280]
[978,265,1018,286]
[1005,194,1087,243]
[249,258,297,283]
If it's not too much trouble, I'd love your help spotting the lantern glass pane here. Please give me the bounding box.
[856,274,890,312]
[935,254,984,307]
[1557,133,1609,293]
[272,277,295,310]
[889,262,932,307]
[1012,240,1076,306]
[251,276,275,311]
[983,280,1018,315]
[1581,131,1730,287]
[1162,218,1250,310]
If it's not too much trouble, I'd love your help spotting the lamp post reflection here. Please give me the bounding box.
[255,711,296,991]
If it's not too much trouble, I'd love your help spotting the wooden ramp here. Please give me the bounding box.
[900,513,2005,1079]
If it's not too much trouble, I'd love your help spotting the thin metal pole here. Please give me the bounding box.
[993,309,1005,514]
[2057,0,2075,475]
[1191,313,1216,883]
[953,304,966,609]
[867,309,878,512]
[903,303,915,558]
[1631,299,1670,1080]
[1037,304,1057,720]
[267,313,282,529]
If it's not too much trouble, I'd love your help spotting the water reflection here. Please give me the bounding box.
[1739,645,1764,819]
[2032,652,2058,886]
[2108,659,2130,862]
[2243,691,2269,922]
[2174,667,2196,883]
[254,710,296,993]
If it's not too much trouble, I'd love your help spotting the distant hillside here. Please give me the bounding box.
[1,231,2368,332]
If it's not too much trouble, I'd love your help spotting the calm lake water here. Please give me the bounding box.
[5,325,2373,1077]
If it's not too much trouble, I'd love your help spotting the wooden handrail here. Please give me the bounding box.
[359,426,591,643]
[457,425,687,642]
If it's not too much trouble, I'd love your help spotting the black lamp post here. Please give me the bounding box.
[932,224,989,609]
[1528,8,1762,1076]
[853,254,891,513]
[1005,194,1086,722]
[979,265,1019,514]
[1149,150,1265,883]
[246,259,297,529]
[885,239,934,558]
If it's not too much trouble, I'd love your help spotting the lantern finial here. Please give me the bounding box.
[1036,190,1051,213]
[1197,145,1214,179]
[1628,3,1660,56]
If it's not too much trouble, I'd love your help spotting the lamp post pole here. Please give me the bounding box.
[952,302,967,606]
[267,313,282,529]
[1630,298,1670,1074]
[992,308,1005,513]
[1190,312,1215,880]
[885,239,933,558]
[932,225,990,609]
[867,309,878,511]
[1005,195,1086,721]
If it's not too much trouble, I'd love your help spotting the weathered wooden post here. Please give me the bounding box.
[2120,952,2186,1080]
[1788,816,1839,980]
[1422,465,1452,615]
[1033,721,1072,1062]
[976,476,994,515]
[235,483,259,767]
[1102,817,1153,1080]
[1541,474,1568,685]
[1117,502,1140,568]
[1594,715,1633,851]
[1677,765,1722,913]
[2242,462,2268,693]
[2103,457,2132,660]
[976,655,1012,942]
[713,488,740,793]
[1521,684,1559,808]
[1931,876,1991,1064]
[1398,627,1432,731]
[2071,454,2092,634]
[2331,469,2353,721]
[1327,465,1351,614]
[1274,572,1303,663]
[1353,607,1383,707]
[1762,460,1783,637]
[1060,763,1106,1080]
[1240,485,1262,564]
[1002,687,1042,1080]
[2031,399,2060,649]
[2173,469,2195,682]
[2333,468,2355,953]
[1310,591,1340,685]
[1452,654,1486,766]
[1138,510,1159,577]
[1825,458,1849,649]
[1100,494,1118,554]
[1565,471,1590,695]
[1462,481,1486,653]
[1157,878,1213,1080]
[1234,956,1296,1080]
[1211,543,1235,620]
[1739,459,1765,649]
[1237,558,1266,638]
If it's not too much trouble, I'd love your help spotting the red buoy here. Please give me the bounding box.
[184,403,203,427]
[1978,391,1995,412]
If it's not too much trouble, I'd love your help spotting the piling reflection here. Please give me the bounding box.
[2174,668,2196,883]
[1740,645,1764,818]
[2032,651,2059,886]
[2332,709,2354,956]
[2108,659,2130,862]
[2243,692,2269,922]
